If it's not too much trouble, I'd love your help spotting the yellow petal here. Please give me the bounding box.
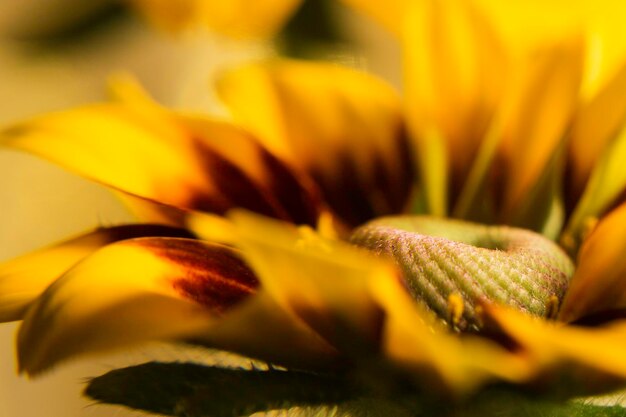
[560,203,626,323]
[564,118,626,250]
[127,0,302,37]
[110,75,323,228]
[110,192,239,246]
[218,60,413,227]
[1,100,321,226]
[472,0,582,52]
[0,225,192,323]
[371,276,530,396]
[178,113,323,225]
[229,210,397,350]
[403,0,506,214]
[487,304,626,395]
[497,34,584,222]
[567,62,626,202]
[18,238,258,375]
[340,0,406,36]
[200,290,340,371]
[474,0,626,98]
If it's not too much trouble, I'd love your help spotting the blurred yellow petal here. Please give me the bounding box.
[1,104,218,212]
[404,0,506,214]
[110,75,323,227]
[179,113,323,225]
[127,0,302,37]
[230,210,396,350]
[564,118,626,249]
[371,276,530,397]
[474,0,626,98]
[473,1,583,52]
[560,203,626,323]
[487,304,626,394]
[340,0,406,36]
[497,34,584,222]
[200,290,340,371]
[1,101,321,226]
[454,33,582,230]
[567,62,626,202]
[18,238,258,375]
[218,60,413,227]
[0,225,192,323]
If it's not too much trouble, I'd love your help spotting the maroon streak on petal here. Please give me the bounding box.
[188,138,323,227]
[570,309,626,327]
[194,142,286,218]
[217,61,415,229]
[96,224,196,241]
[383,126,415,213]
[260,150,322,227]
[312,154,377,228]
[136,239,259,314]
[308,123,415,229]
[0,224,197,322]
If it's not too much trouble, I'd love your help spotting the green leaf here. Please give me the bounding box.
[85,361,358,417]
[85,362,626,417]
[429,389,626,417]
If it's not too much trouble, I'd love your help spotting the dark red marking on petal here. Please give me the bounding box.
[101,224,196,241]
[136,238,259,314]
[312,153,377,228]
[563,158,581,217]
[569,308,626,327]
[365,123,415,218]
[260,149,322,226]
[306,122,415,229]
[384,125,416,213]
[190,142,291,220]
[475,311,527,354]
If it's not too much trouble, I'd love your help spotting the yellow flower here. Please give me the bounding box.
[4,0,626,411]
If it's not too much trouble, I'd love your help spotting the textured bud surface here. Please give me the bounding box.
[350,216,574,331]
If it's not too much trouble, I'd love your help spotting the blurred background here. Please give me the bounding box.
[0,1,398,415]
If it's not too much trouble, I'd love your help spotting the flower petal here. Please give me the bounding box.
[563,118,626,251]
[496,34,584,223]
[178,113,322,225]
[229,210,396,351]
[567,61,626,203]
[198,290,340,371]
[474,0,626,98]
[0,225,192,323]
[403,0,506,215]
[371,275,530,396]
[127,0,302,36]
[559,203,626,323]
[18,238,258,375]
[486,304,626,395]
[218,60,414,228]
[1,100,321,226]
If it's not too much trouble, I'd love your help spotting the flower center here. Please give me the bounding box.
[350,216,574,331]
